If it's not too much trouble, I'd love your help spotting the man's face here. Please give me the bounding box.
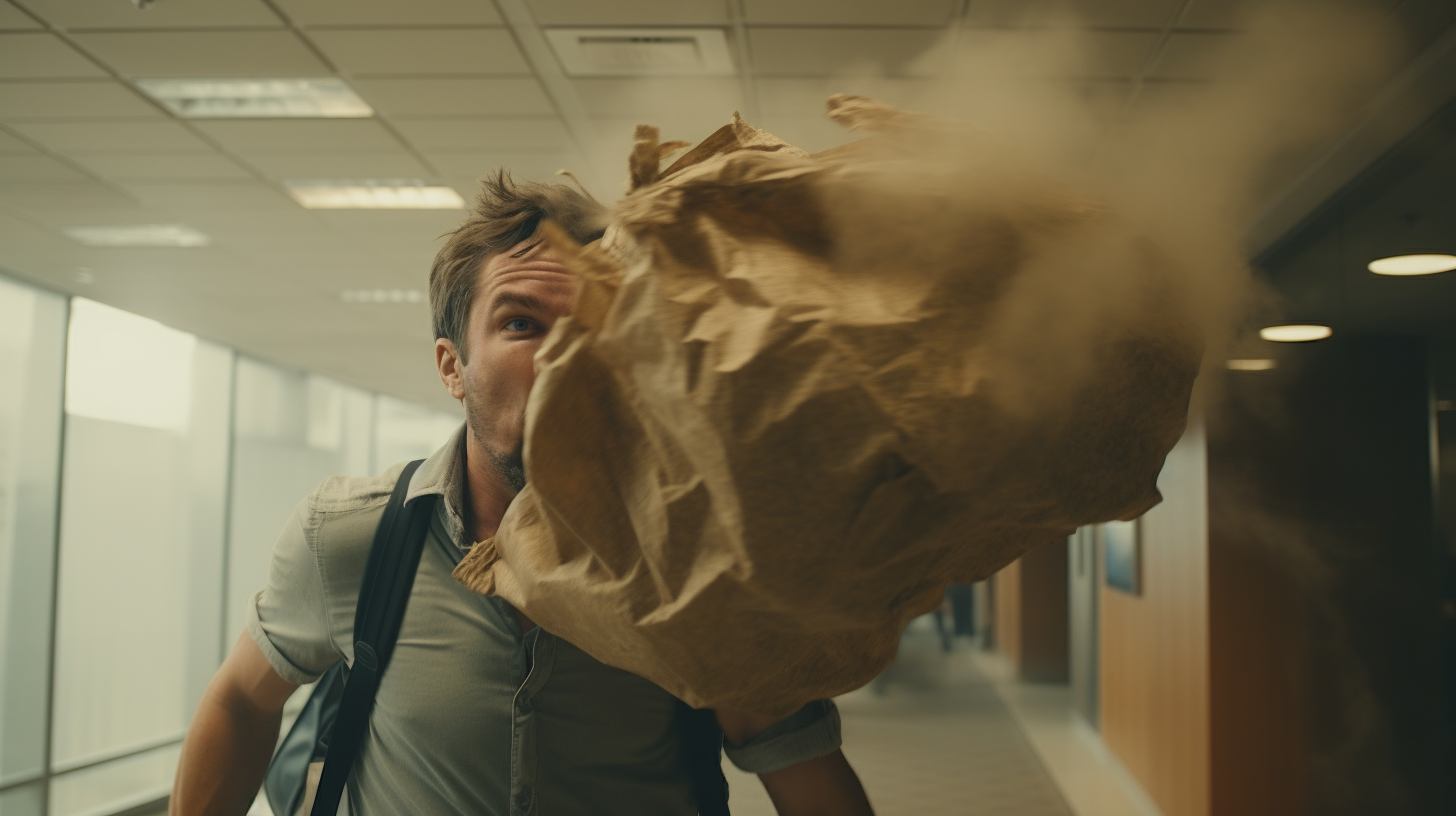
[436,236,574,491]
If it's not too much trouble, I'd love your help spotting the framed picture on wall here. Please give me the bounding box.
[1103,519,1140,595]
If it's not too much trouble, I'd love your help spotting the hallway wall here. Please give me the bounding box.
[991,545,1069,682]
[1100,424,1211,816]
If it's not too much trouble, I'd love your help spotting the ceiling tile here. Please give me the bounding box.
[1066,0,1183,28]
[947,29,1159,78]
[191,119,404,153]
[352,78,555,116]
[962,0,1184,28]
[273,0,502,27]
[756,77,933,116]
[0,154,90,180]
[0,180,141,213]
[11,120,213,153]
[748,27,945,76]
[529,0,729,26]
[311,209,466,242]
[0,2,41,30]
[1064,30,1161,77]
[1148,31,1242,79]
[0,33,107,78]
[120,181,297,211]
[426,151,583,181]
[0,80,162,120]
[591,115,737,147]
[20,0,283,30]
[570,78,744,116]
[72,31,329,77]
[750,116,852,153]
[242,151,432,179]
[390,117,573,151]
[743,0,958,26]
[69,153,255,181]
[1132,79,1212,112]
[1178,0,1255,30]
[0,128,41,153]
[306,28,529,76]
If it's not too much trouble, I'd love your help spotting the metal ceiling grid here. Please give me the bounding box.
[0,0,1448,411]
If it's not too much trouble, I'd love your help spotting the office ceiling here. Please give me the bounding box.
[0,0,1453,409]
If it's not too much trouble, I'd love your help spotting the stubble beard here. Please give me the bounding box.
[463,393,527,493]
[488,440,526,493]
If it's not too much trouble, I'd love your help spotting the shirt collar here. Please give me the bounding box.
[405,422,469,548]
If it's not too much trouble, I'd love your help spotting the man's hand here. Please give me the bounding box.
[171,631,298,816]
[716,709,875,816]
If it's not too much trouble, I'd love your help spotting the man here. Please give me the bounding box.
[170,172,876,816]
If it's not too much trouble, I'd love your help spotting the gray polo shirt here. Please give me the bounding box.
[247,426,840,815]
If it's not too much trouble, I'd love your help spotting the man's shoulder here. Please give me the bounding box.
[308,461,408,513]
[296,461,412,554]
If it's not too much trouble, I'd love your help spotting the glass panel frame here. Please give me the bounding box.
[0,277,66,790]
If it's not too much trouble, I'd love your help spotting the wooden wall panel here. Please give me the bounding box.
[1020,542,1070,682]
[993,558,1022,670]
[992,543,1069,681]
[1206,337,1447,815]
[1100,424,1210,816]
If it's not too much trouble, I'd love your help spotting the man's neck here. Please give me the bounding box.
[460,428,537,632]
[461,428,518,545]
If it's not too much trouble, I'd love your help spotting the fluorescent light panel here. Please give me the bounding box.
[134,77,373,119]
[341,289,425,303]
[63,224,210,247]
[286,180,465,210]
[1260,324,1332,343]
[1226,359,1277,371]
[1367,254,1456,276]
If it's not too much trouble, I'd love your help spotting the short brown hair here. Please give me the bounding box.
[430,169,607,360]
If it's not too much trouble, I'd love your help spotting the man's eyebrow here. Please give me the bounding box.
[489,291,545,314]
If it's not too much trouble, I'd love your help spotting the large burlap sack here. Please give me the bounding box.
[455,96,1201,718]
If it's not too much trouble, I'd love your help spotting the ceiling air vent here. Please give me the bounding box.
[545,28,734,76]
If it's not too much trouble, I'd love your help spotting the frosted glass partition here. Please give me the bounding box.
[51,300,232,812]
[0,279,65,789]
[47,744,181,816]
[227,359,374,638]
[0,274,465,816]
[0,783,43,816]
[372,394,461,473]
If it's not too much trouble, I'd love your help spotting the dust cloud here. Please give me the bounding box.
[577,0,1401,411]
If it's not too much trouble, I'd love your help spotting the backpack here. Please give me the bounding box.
[264,459,434,816]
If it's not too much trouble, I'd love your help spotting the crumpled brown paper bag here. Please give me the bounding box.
[455,96,1201,718]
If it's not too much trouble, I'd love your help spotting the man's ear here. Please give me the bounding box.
[436,338,466,401]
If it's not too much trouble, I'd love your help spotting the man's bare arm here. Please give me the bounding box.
[717,709,875,816]
[170,631,298,816]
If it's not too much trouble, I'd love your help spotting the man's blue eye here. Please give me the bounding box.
[505,318,534,332]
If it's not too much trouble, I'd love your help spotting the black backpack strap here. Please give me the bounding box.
[678,703,731,816]
[310,459,435,816]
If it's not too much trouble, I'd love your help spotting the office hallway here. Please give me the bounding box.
[724,620,1085,816]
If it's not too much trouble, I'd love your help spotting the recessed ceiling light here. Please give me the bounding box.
[1259,324,1332,343]
[285,180,465,210]
[63,224,210,247]
[1367,254,1456,276]
[134,77,373,119]
[341,289,425,303]
[546,28,735,76]
[1226,359,1277,371]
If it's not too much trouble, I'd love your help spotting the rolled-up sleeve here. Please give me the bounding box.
[723,699,842,774]
[245,497,343,685]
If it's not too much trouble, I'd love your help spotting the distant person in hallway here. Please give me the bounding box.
[169,171,875,816]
